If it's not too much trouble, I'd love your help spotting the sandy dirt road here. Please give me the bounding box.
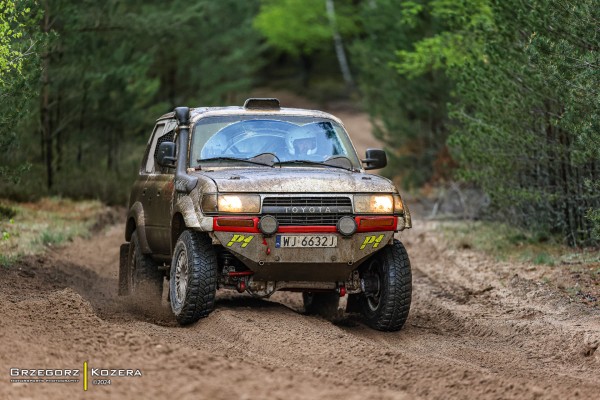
[1,218,599,400]
[1,99,599,399]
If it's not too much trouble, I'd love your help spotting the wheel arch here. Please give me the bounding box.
[171,212,186,253]
[126,201,151,253]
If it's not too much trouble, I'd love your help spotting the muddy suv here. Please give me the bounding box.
[119,98,412,331]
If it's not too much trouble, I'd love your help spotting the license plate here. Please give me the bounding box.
[275,235,337,248]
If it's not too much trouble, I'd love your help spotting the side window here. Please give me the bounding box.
[143,120,177,174]
[141,120,177,174]
[143,123,165,174]
[154,125,176,174]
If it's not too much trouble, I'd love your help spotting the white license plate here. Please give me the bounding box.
[275,235,337,248]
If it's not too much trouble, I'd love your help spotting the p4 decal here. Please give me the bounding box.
[360,234,385,250]
[227,234,254,248]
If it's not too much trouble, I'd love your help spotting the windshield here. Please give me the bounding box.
[190,115,360,169]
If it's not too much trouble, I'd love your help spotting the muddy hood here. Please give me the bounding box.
[198,168,395,193]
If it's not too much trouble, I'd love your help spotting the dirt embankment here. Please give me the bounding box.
[1,217,599,400]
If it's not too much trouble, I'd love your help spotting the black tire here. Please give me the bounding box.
[358,239,412,331]
[303,292,340,317]
[128,231,163,306]
[169,230,217,325]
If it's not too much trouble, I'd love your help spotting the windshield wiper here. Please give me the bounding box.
[275,159,354,171]
[197,156,275,167]
[247,152,280,165]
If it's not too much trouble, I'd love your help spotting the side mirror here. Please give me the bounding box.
[362,149,387,170]
[156,141,176,168]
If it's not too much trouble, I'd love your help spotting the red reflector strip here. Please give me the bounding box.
[278,226,338,233]
[217,218,255,227]
[355,216,397,232]
[214,217,260,232]
[359,217,395,227]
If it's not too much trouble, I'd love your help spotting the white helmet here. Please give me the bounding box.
[201,134,228,158]
[287,126,317,155]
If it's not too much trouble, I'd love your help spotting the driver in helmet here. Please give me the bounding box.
[287,127,318,158]
[200,133,228,158]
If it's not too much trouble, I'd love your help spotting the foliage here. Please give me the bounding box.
[0,0,263,205]
[0,0,34,81]
[395,0,600,245]
[392,0,494,77]
[587,180,600,241]
[254,0,358,56]
[0,1,40,183]
[350,0,454,187]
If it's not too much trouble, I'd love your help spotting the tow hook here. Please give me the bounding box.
[237,280,247,293]
[337,285,347,297]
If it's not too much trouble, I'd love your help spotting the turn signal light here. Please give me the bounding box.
[216,218,255,227]
[359,217,395,227]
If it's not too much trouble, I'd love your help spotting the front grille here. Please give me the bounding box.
[272,213,347,226]
[262,196,352,226]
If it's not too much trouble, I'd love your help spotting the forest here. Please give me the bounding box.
[1,0,598,246]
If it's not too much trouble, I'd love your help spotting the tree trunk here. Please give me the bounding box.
[41,0,53,189]
[77,82,88,167]
[325,0,354,91]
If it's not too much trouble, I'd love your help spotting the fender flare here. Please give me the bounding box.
[173,195,202,229]
[126,202,152,254]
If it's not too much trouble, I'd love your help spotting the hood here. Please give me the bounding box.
[196,167,395,193]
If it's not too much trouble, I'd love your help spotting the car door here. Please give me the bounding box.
[144,119,177,255]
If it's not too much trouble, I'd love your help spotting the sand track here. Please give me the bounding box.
[1,220,599,399]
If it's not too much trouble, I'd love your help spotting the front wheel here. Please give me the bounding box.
[358,239,412,331]
[169,230,217,325]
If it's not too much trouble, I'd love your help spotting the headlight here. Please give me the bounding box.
[201,194,260,214]
[393,194,404,214]
[354,195,393,214]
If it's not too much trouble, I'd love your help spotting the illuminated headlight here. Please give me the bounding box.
[354,195,394,214]
[393,194,405,215]
[201,194,260,214]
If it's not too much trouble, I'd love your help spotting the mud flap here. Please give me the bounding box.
[118,243,131,296]
[346,294,361,313]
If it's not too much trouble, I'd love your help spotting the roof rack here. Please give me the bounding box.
[243,98,280,110]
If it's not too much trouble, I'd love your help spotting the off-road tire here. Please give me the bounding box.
[358,239,412,331]
[170,230,217,325]
[128,231,163,306]
[303,292,340,317]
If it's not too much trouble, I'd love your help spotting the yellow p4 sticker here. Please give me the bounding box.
[360,234,385,250]
[227,234,254,248]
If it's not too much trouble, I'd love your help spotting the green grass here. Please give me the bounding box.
[0,254,18,269]
[37,229,68,246]
[439,220,590,266]
[0,197,106,267]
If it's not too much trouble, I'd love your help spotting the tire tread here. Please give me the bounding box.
[363,239,412,331]
[171,230,217,325]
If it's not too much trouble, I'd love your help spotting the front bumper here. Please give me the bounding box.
[212,230,394,281]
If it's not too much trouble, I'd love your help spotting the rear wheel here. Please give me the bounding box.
[128,231,163,306]
[303,292,340,317]
[357,240,412,331]
[169,230,217,325]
